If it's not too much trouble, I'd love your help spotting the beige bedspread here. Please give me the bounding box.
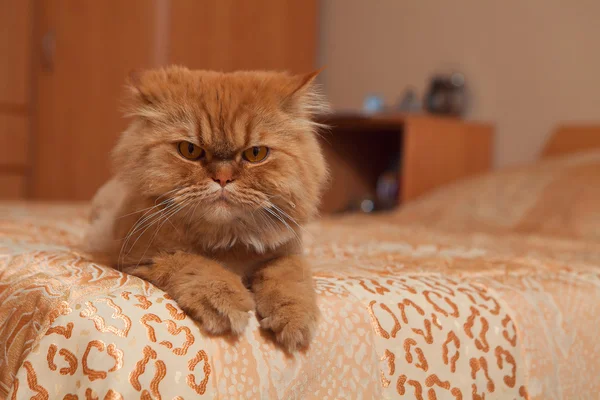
[1,151,599,399]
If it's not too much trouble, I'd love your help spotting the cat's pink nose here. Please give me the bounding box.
[212,171,235,187]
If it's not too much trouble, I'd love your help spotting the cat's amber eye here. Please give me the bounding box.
[177,141,205,160]
[242,146,269,163]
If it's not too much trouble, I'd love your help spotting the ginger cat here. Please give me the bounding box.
[85,66,328,352]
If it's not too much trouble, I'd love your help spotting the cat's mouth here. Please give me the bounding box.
[213,197,232,207]
[214,190,232,203]
[200,192,244,223]
[207,190,239,214]
[185,185,266,222]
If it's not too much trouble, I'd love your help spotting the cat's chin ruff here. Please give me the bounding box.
[197,228,297,254]
[183,205,301,254]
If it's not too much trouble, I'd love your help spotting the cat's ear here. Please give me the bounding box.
[283,68,329,117]
[289,68,322,96]
[123,69,162,118]
[125,69,153,106]
[127,69,144,93]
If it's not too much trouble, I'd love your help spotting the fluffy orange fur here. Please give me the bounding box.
[85,66,328,352]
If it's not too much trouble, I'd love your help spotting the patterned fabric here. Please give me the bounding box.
[1,152,600,399]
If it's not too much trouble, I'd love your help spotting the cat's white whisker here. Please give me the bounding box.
[123,200,178,241]
[256,209,280,251]
[134,199,191,268]
[116,187,182,220]
[118,195,187,267]
[124,199,186,263]
[124,198,181,236]
[268,203,308,232]
[258,196,309,235]
[117,198,171,220]
[262,206,301,245]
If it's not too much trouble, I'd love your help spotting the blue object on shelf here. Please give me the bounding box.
[363,95,384,114]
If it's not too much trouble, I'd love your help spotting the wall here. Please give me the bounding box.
[318,0,600,167]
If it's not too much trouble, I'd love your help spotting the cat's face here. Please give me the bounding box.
[113,67,328,247]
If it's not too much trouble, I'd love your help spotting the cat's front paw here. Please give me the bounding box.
[129,262,255,336]
[258,300,319,352]
[180,279,255,336]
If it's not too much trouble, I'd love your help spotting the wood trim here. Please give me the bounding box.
[541,124,600,158]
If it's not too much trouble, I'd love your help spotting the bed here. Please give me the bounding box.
[1,127,599,399]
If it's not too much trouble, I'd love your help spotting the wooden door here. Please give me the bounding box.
[31,1,160,200]
[31,0,318,201]
[0,0,33,198]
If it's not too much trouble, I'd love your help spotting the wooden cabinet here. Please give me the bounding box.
[318,114,494,213]
[31,1,160,200]
[0,0,318,200]
[0,0,33,199]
